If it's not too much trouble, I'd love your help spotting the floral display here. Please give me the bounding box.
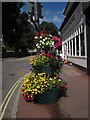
[29,52,60,75]
[34,31,62,52]
[35,34,54,51]
[21,30,67,104]
[21,72,67,102]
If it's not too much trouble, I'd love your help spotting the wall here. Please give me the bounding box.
[68,57,87,68]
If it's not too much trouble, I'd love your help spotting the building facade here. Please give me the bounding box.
[59,2,90,75]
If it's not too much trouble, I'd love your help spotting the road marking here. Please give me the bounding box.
[0,80,21,120]
[0,77,22,111]
[0,73,29,120]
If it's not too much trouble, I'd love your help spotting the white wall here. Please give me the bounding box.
[68,57,87,68]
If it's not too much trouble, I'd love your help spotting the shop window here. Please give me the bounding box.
[73,38,75,56]
[80,32,85,56]
[70,40,72,56]
[76,35,79,56]
[77,28,79,35]
[65,43,67,55]
[68,41,69,54]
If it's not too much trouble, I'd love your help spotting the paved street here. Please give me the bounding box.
[2,57,30,100]
[2,56,31,118]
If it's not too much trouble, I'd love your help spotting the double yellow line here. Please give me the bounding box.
[0,73,29,120]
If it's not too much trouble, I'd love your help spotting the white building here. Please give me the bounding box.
[59,2,90,75]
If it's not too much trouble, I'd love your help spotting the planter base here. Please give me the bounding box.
[34,87,66,104]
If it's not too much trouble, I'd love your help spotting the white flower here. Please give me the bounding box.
[50,78,52,80]
[40,40,42,43]
[46,42,48,45]
[47,42,49,44]
[45,37,47,40]
[34,36,38,39]
[37,46,40,48]
[49,34,52,37]
[36,43,38,46]
[42,42,44,45]
[52,41,54,46]
[43,39,45,41]
[40,36,42,39]
[58,78,62,81]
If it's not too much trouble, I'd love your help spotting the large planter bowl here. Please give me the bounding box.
[34,87,60,104]
[42,65,54,75]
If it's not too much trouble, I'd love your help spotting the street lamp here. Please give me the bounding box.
[28,1,43,31]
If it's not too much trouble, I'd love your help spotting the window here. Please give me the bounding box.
[76,35,79,56]
[68,41,69,54]
[65,43,67,55]
[70,40,72,56]
[73,38,75,56]
[80,32,85,56]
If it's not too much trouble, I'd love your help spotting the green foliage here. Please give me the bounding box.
[2,2,36,55]
[39,21,58,36]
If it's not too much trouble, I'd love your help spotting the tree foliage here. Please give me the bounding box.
[39,21,58,36]
[16,12,35,53]
[2,2,35,54]
[2,2,24,48]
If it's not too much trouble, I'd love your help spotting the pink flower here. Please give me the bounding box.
[52,36,61,41]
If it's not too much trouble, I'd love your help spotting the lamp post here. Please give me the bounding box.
[28,1,43,32]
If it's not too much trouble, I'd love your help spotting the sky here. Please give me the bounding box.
[21,2,67,29]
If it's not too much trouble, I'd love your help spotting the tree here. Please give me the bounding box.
[16,12,35,54]
[2,2,24,50]
[2,2,36,55]
[39,21,58,36]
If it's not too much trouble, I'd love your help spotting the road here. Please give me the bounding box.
[2,56,31,118]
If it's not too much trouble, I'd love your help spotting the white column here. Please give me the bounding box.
[79,27,81,56]
[67,41,68,55]
[84,19,87,57]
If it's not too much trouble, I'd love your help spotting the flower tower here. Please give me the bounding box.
[21,31,67,104]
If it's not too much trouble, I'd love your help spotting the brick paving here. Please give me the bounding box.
[16,64,88,118]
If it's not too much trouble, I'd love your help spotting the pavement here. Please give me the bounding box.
[12,64,89,119]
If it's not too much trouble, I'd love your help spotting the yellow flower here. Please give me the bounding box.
[37,85,40,88]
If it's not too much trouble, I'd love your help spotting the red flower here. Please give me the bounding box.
[46,52,54,59]
[42,51,46,56]
[35,30,46,37]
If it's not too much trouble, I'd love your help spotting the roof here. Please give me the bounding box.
[59,2,79,32]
